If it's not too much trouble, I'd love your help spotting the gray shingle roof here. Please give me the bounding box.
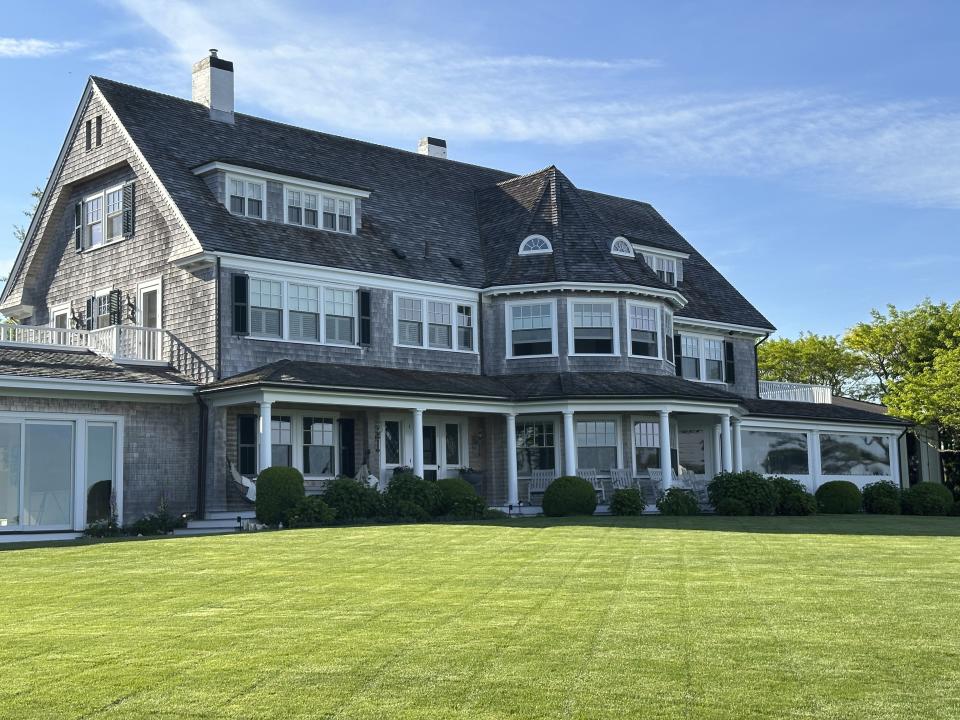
[0,346,195,385]
[92,78,774,330]
[741,398,907,426]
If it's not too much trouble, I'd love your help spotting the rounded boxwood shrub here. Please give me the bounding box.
[708,471,778,515]
[902,482,954,516]
[610,487,645,516]
[255,466,306,526]
[769,476,817,516]
[322,476,382,522]
[815,480,862,514]
[436,477,486,518]
[542,476,597,517]
[383,497,432,523]
[286,495,336,528]
[862,481,902,515]
[657,488,699,516]
[386,472,442,516]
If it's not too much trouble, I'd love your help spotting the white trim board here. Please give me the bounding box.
[483,281,687,308]
[193,162,372,199]
[0,374,197,399]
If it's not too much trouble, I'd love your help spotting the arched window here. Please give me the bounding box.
[611,237,634,257]
[518,235,553,255]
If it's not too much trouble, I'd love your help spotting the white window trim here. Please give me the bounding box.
[136,278,162,329]
[49,302,71,329]
[573,415,622,477]
[611,236,635,257]
[393,293,478,354]
[567,298,620,357]
[245,275,361,348]
[265,411,341,479]
[378,412,469,481]
[226,173,266,219]
[629,414,679,477]
[626,300,662,360]
[80,184,125,252]
[678,331,726,384]
[641,251,680,287]
[284,182,355,235]
[518,234,553,256]
[514,416,561,479]
[505,298,558,360]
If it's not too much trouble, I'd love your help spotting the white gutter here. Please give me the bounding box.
[0,374,197,397]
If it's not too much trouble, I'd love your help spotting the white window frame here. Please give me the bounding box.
[505,298,558,359]
[283,183,355,234]
[136,278,163,329]
[394,293,478,353]
[81,184,124,251]
[49,302,71,329]
[92,287,112,330]
[567,299,620,357]
[677,331,726,384]
[515,417,561,479]
[518,234,553,256]
[626,300,661,359]
[324,286,357,346]
[574,416,622,477]
[641,252,679,286]
[610,236,634,257]
[226,174,266,219]
[248,278,284,339]
[258,411,341,479]
[630,414,679,477]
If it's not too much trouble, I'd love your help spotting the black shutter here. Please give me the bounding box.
[74,201,84,252]
[122,182,136,237]
[84,297,94,330]
[358,289,371,345]
[108,290,123,326]
[84,120,92,151]
[232,273,249,335]
[95,115,102,147]
[724,339,736,384]
[674,335,683,376]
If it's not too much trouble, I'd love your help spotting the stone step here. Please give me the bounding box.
[205,510,256,521]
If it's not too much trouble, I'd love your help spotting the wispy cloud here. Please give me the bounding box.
[0,38,81,58]
[113,0,960,209]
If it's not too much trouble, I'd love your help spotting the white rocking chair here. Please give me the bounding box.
[577,468,605,502]
[609,468,635,492]
[527,469,556,504]
[229,460,257,502]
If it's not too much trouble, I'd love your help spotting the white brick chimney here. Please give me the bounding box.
[192,49,234,123]
[417,137,447,159]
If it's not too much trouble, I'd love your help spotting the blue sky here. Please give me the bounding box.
[1,0,958,337]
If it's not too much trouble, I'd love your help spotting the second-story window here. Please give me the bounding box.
[428,301,452,349]
[325,288,355,344]
[642,253,678,286]
[105,188,123,242]
[287,190,302,225]
[288,283,320,342]
[323,196,337,230]
[85,196,103,247]
[303,193,319,228]
[571,301,616,355]
[704,338,724,381]
[680,335,700,379]
[250,279,283,337]
[678,333,726,382]
[628,303,659,358]
[396,295,477,352]
[397,297,423,346]
[457,305,473,351]
[338,199,352,233]
[509,302,555,357]
[229,178,264,218]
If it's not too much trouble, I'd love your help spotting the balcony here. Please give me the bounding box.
[758,380,832,404]
[0,323,169,365]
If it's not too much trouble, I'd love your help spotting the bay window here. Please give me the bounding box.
[288,283,320,342]
[628,302,659,358]
[516,421,556,477]
[664,310,674,363]
[509,301,555,357]
[325,288,355,344]
[576,420,618,471]
[250,279,283,337]
[571,302,616,355]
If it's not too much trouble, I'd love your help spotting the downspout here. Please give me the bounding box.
[754,333,770,398]
[215,256,222,381]
[196,394,208,519]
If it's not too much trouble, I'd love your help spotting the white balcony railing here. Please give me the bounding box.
[759,380,832,404]
[1,323,168,365]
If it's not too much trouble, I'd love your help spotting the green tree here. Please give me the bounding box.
[2,185,43,287]
[757,332,868,397]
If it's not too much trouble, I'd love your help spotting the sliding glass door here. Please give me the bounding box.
[0,423,21,528]
[23,422,74,528]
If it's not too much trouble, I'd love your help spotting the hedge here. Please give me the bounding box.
[542,476,597,516]
[815,481,862,514]
[902,482,954,516]
[708,471,778,516]
[862,481,901,515]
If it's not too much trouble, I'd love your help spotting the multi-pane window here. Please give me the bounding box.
[510,303,554,357]
[303,193,319,228]
[633,421,661,472]
[338,199,352,233]
[325,288,355,344]
[105,188,123,241]
[303,417,335,476]
[576,420,618,471]
[95,294,111,329]
[704,338,724,381]
[516,421,555,476]
[445,424,461,465]
[288,283,320,341]
[628,304,659,357]
[85,196,103,247]
[323,196,337,230]
[271,416,293,467]
[679,334,725,382]
[286,190,320,227]
[250,279,283,337]
[572,302,615,354]
[643,253,677,285]
[680,335,700,380]
[457,305,473,350]
[397,297,423,346]
[287,190,302,225]
[428,301,452,349]
[229,178,263,218]
[664,310,674,363]
[518,235,552,255]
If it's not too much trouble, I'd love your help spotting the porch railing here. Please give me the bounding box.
[759,380,832,404]
[0,324,90,349]
[1,323,168,364]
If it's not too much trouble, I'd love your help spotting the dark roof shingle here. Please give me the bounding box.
[0,346,195,386]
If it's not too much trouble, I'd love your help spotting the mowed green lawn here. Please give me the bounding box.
[3,516,960,719]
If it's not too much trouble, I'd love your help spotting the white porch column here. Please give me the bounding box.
[505,413,519,506]
[809,430,822,492]
[732,418,743,472]
[889,432,902,488]
[562,409,577,476]
[257,400,272,473]
[659,409,673,489]
[412,408,425,478]
[713,422,723,476]
[720,414,733,473]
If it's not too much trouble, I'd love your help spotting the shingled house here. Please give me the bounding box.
[0,52,909,537]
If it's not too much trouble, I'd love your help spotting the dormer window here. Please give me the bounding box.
[642,253,677,286]
[229,177,264,218]
[611,237,634,257]
[519,235,552,255]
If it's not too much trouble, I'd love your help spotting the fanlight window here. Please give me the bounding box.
[611,237,634,257]
[518,235,553,255]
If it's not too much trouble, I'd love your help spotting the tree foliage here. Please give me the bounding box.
[758,333,868,397]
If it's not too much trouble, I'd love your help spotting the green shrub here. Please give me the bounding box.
[286,496,336,528]
[770,476,817,516]
[84,515,123,538]
[542,476,597,517]
[862,481,902,514]
[386,472,442,516]
[950,501,960,517]
[610,488,645,516]
[383,497,432,523]
[657,488,699,516]
[902,482,954,516]
[482,508,509,519]
[126,509,187,536]
[322,476,383,522]
[815,481,862,514]
[255,466,306,526]
[708,471,777,515]
[436,477,486,518]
